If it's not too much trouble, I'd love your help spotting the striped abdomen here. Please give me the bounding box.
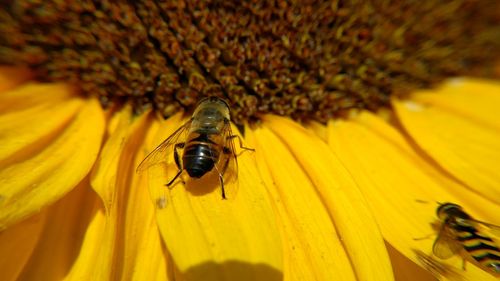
[455,223,500,273]
[182,133,221,178]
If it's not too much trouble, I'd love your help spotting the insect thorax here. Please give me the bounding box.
[438,203,471,222]
[191,109,227,134]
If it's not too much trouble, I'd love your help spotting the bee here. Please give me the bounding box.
[137,97,253,199]
[432,202,500,275]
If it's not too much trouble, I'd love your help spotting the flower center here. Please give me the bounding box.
[0,1,499,124]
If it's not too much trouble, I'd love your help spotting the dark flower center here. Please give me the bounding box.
[1,0,499,124]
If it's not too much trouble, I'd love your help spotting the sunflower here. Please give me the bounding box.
[1,1,500,281]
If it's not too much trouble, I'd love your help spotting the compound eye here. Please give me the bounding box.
[436,203,461,219]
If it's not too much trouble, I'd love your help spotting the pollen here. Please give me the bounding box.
[0,1,499,124]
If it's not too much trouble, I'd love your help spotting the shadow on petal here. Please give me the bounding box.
[0,210,46,281]
[0,67,32,93]
[183,261,282,281]
[386,242,435,281]
[3,177,104,281]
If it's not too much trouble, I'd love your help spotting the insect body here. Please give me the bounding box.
[432,202,500,275]
[137,97,253,199]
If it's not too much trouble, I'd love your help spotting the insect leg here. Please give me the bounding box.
[166,143,185,188]
[219,173,226,200]
[228,135,255,152]
[166,170,183,187]
[217,155,231,200]
[173,142,185,170]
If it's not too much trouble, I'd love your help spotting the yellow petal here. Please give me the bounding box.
[13,178,102,280]
[0,66,32,93]
[90,107,171,280]
[410,78,500,130]
[247,124,355,280]
[122,189,171,281]
[264,115,394,281]
[91,106,139,214]
[0,98,83,162]
[0,97,105,229]
[0,82,76,113]
[0,212,47,281]
[326,111,500,281]
[121,115,171,281]
[393,97,500,206]
[307,121,328,142]
[146,114,283,281]
[62,194,106,281]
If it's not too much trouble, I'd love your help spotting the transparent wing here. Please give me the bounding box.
[136,119,192,173]
[413,249,465,281]
[214,120,239,199]
[433,223,462,259]
[226,122,239,182]
[469,219,500,237]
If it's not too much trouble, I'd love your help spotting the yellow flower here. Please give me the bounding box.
[1,0,500,279]
[1,63,499,281]
[324,78,500,280]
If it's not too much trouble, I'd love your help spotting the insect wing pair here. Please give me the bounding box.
[413,249,465,281]
[136,117,240,199]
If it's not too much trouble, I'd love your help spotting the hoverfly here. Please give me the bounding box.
[137,97,253,199]
[432,202,500,275]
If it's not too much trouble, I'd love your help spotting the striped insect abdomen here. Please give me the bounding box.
[455,223,500,274]
[183,133,221,178]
